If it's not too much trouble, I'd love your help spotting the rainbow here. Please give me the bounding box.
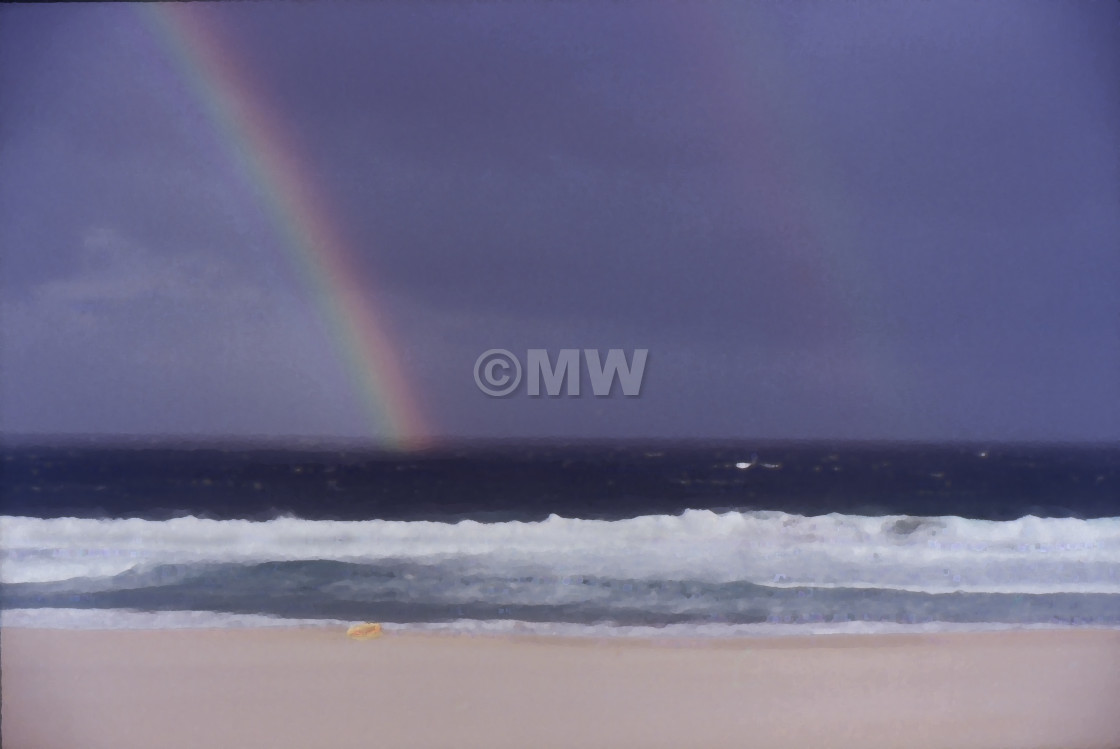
[141,4,430,449]
[674,7,905,431]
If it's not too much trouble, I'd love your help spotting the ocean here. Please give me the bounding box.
[2,440,1119,637]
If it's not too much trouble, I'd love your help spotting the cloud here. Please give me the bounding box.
[0,225,366,437]
[1,2,1117,441]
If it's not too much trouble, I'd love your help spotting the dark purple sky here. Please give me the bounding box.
[2,2,1117,444]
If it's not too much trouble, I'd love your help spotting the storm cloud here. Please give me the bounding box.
[2,2,1117,442]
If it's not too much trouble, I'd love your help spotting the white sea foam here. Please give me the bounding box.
[2,511,1119,594]
[3,608,1116,637]
[0,607,350,630]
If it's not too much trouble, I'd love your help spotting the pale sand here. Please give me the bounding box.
[3,628,1120,749]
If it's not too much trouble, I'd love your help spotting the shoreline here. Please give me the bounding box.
[6,606,1119,637]
[4,626,1119,748]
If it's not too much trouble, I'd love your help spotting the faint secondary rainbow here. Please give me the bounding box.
[141,4,430,449]
[671,6,907,432]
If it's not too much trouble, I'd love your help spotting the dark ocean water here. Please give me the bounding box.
[4,440,1118,521]
[2,440,1119,635]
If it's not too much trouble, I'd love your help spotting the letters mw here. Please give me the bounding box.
[526,349,648,397]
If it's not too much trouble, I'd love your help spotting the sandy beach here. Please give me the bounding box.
[3,627,1119,749]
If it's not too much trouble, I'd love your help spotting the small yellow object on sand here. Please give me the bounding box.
[347,622,383,640]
